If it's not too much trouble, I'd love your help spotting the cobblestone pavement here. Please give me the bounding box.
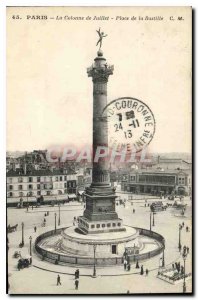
[7,197,192,294]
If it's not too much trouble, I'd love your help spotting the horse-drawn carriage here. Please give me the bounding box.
[7,224,18,233]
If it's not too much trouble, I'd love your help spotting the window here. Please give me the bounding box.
[8,178,12,184]
[64,176,67,181]
[112,223,116,227]
[130,176,135,181]
[9,185,13,190]
[60,176,62,181]
[28,184,33,190]
[102,224,105,228]
[107,223,111,228]
[37,177,40,182]
[29,177,32,182]
[37,191,41,195]
[91,225,95,229]
[9,192,13,197]
[18,185,23,190]
[56,176,59,181]
[64,183,67,188]
[37,184,40,190]
[117,223,121,227]
[96,224,100,228]
[18,177,23,183]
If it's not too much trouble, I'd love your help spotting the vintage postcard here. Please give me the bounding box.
[7,6,192,294]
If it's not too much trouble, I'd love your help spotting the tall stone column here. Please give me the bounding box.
[88,50,113,187]
[78,50,125,234]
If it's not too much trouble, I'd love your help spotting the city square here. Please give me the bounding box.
[7,194,192,294]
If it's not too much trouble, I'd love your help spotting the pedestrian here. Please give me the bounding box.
[172,263,175,270]
[127,263,131,271]
[136,260,140,269]
[29,256,32,265]
[186,226,189,232]
[57,274,61,286]
[124,259,127,270]
[75,279,79,290]
[75,269,79,279]
[187,246,189,254]
[140,265,144,275]
[182,222,185,227]
[178,244,182,252]
[146,269,149,276]
[183,245,187,254]
[34,226,37,233]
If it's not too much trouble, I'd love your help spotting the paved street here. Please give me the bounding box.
[7,197,192,294]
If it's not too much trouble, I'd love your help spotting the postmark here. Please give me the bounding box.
[102,97,156,153]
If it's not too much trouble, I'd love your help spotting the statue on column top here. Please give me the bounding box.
[96,28,107,50]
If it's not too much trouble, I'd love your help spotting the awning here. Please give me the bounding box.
[68,194,77,199]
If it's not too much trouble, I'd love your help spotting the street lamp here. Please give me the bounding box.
[29,236,32,256]
[178,224,182,251]
[27,192,29,211]
[150,212,152,231]
[152,212,155,227]
[93,244,97,278]
[21,222,24,247]
[54,213,57,233]
[58,204,61,226]
[162,247,165,267]
[182,248,188,293]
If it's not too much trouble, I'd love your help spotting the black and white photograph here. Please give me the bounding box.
[6,5,192,295]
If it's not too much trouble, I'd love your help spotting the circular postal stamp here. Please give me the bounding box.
[102,97,156,153]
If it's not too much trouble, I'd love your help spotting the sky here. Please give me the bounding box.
[7,6,192,154]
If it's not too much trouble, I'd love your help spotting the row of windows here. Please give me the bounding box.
[8,176,68,184]
[8,182,76,190]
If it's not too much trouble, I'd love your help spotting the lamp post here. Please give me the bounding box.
[150,212,152,231]
[93,244,97,278]
[178,224,182,251]
[152,212,155,227]
[26,192,29,211]
[29,236,32,256]
[162,247,165,267]
[182,248,188,293]
[58,204,61,226]
[21,222,24,246]
[54,213,57,233]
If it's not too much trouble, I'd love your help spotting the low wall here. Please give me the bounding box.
[34,227,165,266]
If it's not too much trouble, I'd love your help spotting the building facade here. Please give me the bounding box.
[121,169,192,196]
[6,168,77,204]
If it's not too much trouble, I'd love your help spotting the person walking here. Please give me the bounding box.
[136,260,140,269]
[75,279,79,290]
[124,259,127,271]
[127,263,131,271]
[140,265,144,275]
[146,269,149,276]
[34,226,37,233]
[75,269,79,279]
[57,274,61,286]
